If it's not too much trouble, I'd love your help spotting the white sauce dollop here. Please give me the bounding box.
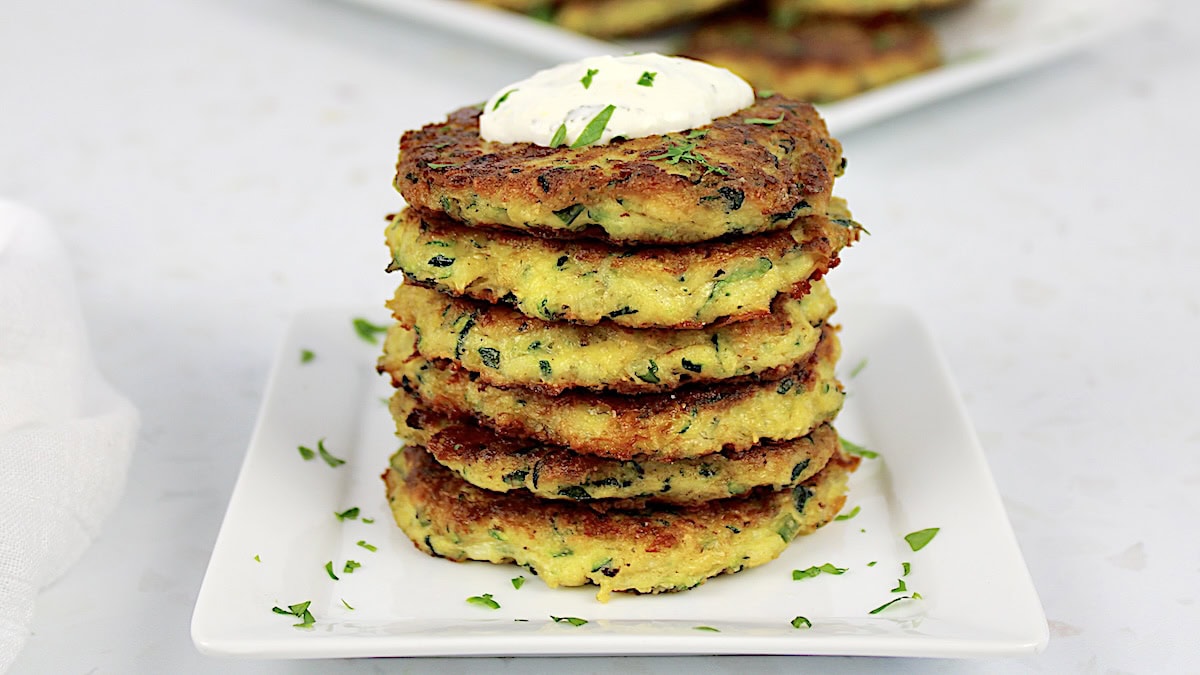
[479,53,754,147]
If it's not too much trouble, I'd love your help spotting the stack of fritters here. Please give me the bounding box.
[379,94,865,600]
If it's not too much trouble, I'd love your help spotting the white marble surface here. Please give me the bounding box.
[2,0,1198,672]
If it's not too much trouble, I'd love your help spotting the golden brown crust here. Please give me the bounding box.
[380,323,845,461]
[387,280,836,394]
[383,200,859,329]
[393,390,840,504]
[395,95,842,244]
[681,14,941,103]
[383,443,858,600]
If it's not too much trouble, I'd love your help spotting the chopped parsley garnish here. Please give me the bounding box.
[272,601,315,629]
[849,358,868,377]
[334,507,360,522]
[297,445,315,461]
[637,71,656,87]
[693,626,719,632]
[904,528,939,552]
[791,616,812,629]
[362,518,375,524]
[317,439,346,467]
[869,593,922,615]
[300,349,315,363]
[356,540,377,552]
[512,576,526,590]
[757,89,776,98]
[891,579,907,593]
[467,593,500,610]
[647,141,727,175]
[550,123,567,147]
[352,317,388,344]
[902,562,911,576]
[687,129,708,139]
[839,437,878,459]
[867,561,877,567]
[834,505,860,521]
[343,560,361,574]
[580,68,598,89]
[254,554,261,562]
[341,598,355,611]
[792,563,848,580]
[745,113,785,126]
[570,104,616,148]
[493,89,517,110]
[325,561,339,580]
[550,616,588,626]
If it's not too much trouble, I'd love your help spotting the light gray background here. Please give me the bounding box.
[2,0,1197,672]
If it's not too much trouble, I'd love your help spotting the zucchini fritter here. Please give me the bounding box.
[395,95,842,244]
[384,199,859,329]
[393,391,839,504]
[384,443,858,601]
[553,0,742,38]
[387,279,836,393]
[681,14,941,103]
[379,324,844,461]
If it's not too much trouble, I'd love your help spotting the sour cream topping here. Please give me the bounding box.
[479,53,754,147]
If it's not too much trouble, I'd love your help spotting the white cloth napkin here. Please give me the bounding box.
[0,200,138,673]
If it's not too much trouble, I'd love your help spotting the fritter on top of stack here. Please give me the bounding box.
[378,85,865,601]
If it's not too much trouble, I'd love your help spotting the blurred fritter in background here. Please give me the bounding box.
[470,0,971,102]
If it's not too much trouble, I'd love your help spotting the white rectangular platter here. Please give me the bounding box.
[191,302,1048,658]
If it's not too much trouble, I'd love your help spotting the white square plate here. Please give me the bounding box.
[191,302,1048,659]
[332,0,1157,134]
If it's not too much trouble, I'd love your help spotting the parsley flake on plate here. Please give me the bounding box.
[693,625,719,632]
[343,560,361,574]
[317,439,346,467]
[869,593,922,615]
[272,601,315,629]
[834,505,860,521]
[904,528,940,552]
[792,563,848,580]
[356,540,377,552]
[511,576,526,590]
[580,68,598,89]
[352,317,388,344]
[300,349,315,363]
[324,561,339,581]
[637,71,656,87]
[791,616,812,629]
[467,593,500,610]
[334,507,360,522]
[550,616,587,626]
